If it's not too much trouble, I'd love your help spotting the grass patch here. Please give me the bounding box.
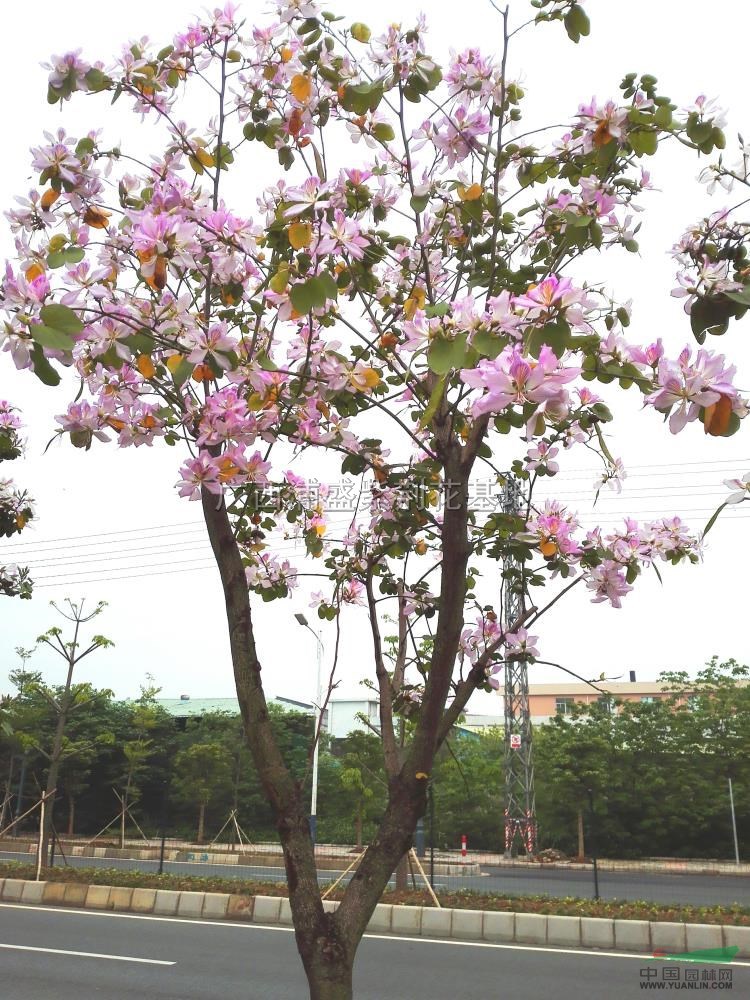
[1,861,747,925]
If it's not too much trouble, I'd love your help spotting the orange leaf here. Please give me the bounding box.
[25,263,46,283]
[403,286,426,320]
[290,73,312,103]
[458,183,483,202]
[40,188,59,210]
[704,394,733,436]
[83,206,111,229]
[194,146,215,168]
[136,354,156,379]
[288,222,313,250]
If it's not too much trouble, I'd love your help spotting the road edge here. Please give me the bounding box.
[1,877,748,957]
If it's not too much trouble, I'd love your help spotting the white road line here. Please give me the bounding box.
[1,903,748,968]
[0,942,175,965]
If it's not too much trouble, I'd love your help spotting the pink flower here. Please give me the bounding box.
[460,345,580,417]
[44,51,91,98]
[645,346,738,433]
[525,442,559,474]
[341,579,365,605]
[316,210,369,260]
[513,275,588,314]
[724,473,750,504]
[176,453,222,500]
[504,628,539,660]
[283,177,331,218]
[183,321,237,366]
[584,559,633,608]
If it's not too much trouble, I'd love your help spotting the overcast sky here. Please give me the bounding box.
[1,0,749,713]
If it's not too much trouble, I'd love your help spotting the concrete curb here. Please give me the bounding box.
[1,878,747,957]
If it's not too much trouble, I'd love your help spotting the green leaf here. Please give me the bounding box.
[703,501,728,538]
[526,320,571,359]
[317,270,339,301]
[30,325,75,352]
[472,329,507,359]
[427,333,468,375]
[410,192,430,214]
[594,424,616,467]
[290,277,329,313]
[419,375,447,428]
[30,343,61,386]
[372,122,395,143]
[123,331,155,354]
[350,22,371,43]
[39,303,84,335]
[85,68,110,92]
[689,296,733,341]
[629,129,658,156]
[725,287,750,307]
[564,4,590,42]
[340,81,384,116]
[653,104,673,129]
[171,358,193,389]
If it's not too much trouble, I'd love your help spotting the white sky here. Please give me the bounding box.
[1,0,749,712]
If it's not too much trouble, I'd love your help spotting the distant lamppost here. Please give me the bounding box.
[295,613,324,846]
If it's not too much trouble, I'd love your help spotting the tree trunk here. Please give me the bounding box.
[0,754,14,832]
[41,689,73,864]
[198,802,206,844]
[302,946,354,1000]
[394,852,408,891]
[577,808,585,861]
[66,793,75,836]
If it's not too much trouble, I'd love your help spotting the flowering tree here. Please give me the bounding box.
[1,0,745,995]
[0,402,34,598]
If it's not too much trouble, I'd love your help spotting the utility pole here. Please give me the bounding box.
[295,613,324,847]
[501,476,537,857]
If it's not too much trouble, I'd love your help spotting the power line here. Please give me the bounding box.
[33,562,219,590]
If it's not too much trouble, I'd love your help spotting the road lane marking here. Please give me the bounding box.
[0,942,174,965]
[2,903,749,967]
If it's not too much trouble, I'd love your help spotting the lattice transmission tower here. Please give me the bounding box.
[501,476,537,857]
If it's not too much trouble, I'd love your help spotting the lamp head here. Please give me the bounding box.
[294,613,309,627]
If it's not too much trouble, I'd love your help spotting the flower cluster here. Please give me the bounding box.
[0,4,742,647]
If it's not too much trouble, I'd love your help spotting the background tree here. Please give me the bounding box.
[331,732,386,850]
[431,726,504,852]
[171,742,233,843]
[534,660,750,859]
[34,600,112,862]
[3,1,746,996]
[534,704,615,858]
[0,402,33,599]
[116,681,165,846]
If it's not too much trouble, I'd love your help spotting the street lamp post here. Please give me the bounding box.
[295,613,324,847]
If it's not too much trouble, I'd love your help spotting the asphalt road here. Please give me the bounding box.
[2,902,748,1000]
[2,850,749,906]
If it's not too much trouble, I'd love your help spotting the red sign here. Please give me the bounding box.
[510,734,522,749]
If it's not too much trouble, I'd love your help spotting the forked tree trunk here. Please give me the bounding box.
[303,947,353,1000]
[201,455,471,1000]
